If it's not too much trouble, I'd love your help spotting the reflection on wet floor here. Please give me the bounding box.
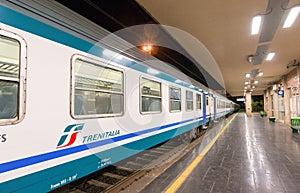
[142,113,300,193]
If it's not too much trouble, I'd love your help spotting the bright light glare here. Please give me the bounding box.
[245,81,249,85]
[142,44,152,52]
[103,49,123,60]
[258,72,263,76]
[251,15,262,35]
[147,68,159,75]
[254,80,259,84]
[245,73,251,78]
[175,79,182,83]
[283,6,300,28]
[266,52,275,61]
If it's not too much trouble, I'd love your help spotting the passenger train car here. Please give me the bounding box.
[0,1,236,192]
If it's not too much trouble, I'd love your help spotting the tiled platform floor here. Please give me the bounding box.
[141,113,300,193]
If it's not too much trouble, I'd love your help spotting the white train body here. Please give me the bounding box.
[0,1,235,192]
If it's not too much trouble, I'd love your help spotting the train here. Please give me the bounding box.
[0,1,237,192]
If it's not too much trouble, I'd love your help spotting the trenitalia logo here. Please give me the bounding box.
[56,124,84,149]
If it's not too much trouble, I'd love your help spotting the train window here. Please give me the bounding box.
[196,93,201,110]
[206,95,209,106]
[169,87,181,112]
[0,35,20,121]
[186,91,193,111]
[140,77,161,113]
[72,58,124,118]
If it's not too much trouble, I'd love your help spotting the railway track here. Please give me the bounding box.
[50,129,206,193]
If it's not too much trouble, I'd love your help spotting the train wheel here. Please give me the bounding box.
[196,126,202,137]
[190,128,198,140]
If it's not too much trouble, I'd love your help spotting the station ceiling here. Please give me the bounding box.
[57,0,300,97]
[136,0,300,96]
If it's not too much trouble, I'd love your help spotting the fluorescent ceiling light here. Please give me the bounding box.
[258,72,263,76]
[266,52,275,61]
[254,80,259,84]
[283,6,300,28]
[245,81,249,85]
[245,73,251,78]
[251,15,262,35]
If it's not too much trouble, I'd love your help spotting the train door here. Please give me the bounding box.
[209,96,214,120]
[203,92,207,124]
[206,94,210,121]
[213,97,217,120]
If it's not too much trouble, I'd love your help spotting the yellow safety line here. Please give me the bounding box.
[164,113,239,193]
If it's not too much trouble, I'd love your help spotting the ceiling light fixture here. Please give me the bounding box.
[254,80,259,84]
[258,72,263,76]
[251,15,262,35]
[247,55,254,63]
[142,44,153,53]
[245,81,249,85]
[245,73,251,78]
[283,6,300,28]
[266,52,275,61]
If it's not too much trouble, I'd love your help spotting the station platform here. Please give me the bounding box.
[135,113,300,193]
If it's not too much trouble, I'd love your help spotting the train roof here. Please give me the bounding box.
[1,0,227,93]
[1,0,232,98]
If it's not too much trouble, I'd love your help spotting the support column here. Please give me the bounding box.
[283,76,291,125]
[264,90,268,116]
[246,92,252,116]
[284,87,291,125]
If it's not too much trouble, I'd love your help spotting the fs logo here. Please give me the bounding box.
[56,124,84,149]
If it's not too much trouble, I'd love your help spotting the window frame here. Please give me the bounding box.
[186,90,194,111]
[206,95,209,106]
[169,86,181,113]
[196,93,202,110]
[70,54,125,119]
[140,76,162,114]
[0,29,27,125]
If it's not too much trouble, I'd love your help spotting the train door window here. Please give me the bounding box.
[186,91,193,111]
[206,95,209,106]
[196,93,201,110]
[140,77,161,113]
[0,33,26,124]
[72,57,124,118]
[169,86,181,112]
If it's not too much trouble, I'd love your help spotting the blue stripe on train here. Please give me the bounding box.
[0,116,202,174]
[1,120,203,193]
